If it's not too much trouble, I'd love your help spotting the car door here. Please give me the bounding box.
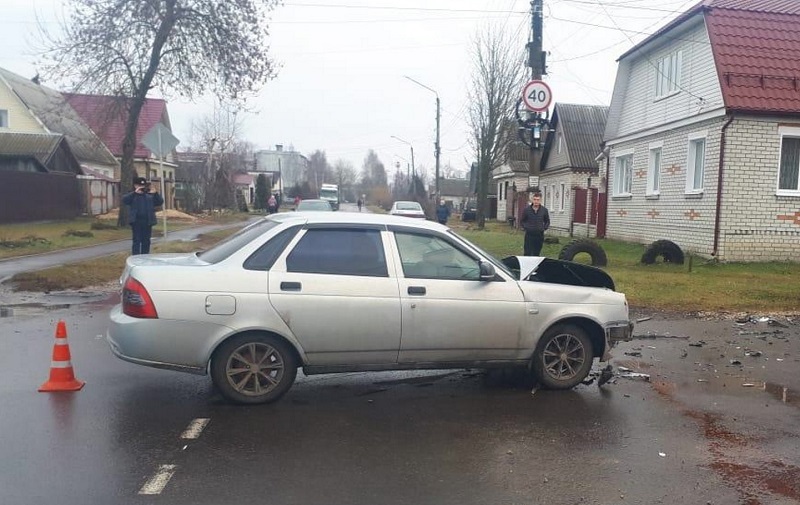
[390,229,526,363]
[268,225,401,366]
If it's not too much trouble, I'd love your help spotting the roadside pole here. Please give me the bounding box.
[158,127,167,239]
[142,123,180,242]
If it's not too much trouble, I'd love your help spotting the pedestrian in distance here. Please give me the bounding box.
[122,177,163,255]
[436,199,451,225]
[357,198,363,212]
[521,192,550,256]
[293,195,301,210]
[268,194,278,214]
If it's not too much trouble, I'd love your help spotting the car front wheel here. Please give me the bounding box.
[211,333,297,404]
[532,324,594,389]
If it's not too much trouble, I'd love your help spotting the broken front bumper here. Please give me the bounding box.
[601,321,634,361]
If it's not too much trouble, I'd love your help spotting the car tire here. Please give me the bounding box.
[558,239,608,266]
[641,239,685,265]
[211,333,297,405]
[532,324,594,389]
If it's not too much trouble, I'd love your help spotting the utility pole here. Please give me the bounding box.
[517,0,548,192]
[435,95,441,199]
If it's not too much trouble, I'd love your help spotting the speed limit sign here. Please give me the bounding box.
[522,80,552,112]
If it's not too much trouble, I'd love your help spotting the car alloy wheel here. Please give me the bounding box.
[532,324,594,389]
[211,334,297,404]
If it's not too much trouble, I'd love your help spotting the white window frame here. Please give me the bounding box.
[777,126,800,196]
[559,182,566,211]
[551,185,556,210]
[647,142,663,196]
[613,149,634,197]
[0,109,8,128]
[685,132,707,194]
[655,50,682,100]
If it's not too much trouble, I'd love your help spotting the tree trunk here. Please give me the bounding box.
[476,158,490,229]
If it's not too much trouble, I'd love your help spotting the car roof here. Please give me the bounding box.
[270,211,446,230]
[298,199,327,203]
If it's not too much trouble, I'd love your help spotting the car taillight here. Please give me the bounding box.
[122,277,158,319]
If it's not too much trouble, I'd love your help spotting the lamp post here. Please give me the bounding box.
[403,76,440,199]
[390,135,415,177]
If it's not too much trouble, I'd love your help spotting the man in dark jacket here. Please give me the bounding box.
[520,192,550,256]
[435,200,451,225]
[122,177,164,255]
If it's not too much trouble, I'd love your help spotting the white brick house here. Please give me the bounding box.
[603,0,800,261]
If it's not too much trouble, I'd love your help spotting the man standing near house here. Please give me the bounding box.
[122,177,163,255]
[521,192,550,256]
[436,200,451,225]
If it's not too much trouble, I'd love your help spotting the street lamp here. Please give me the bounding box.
[390,135,415,177]
[404,76,440,199]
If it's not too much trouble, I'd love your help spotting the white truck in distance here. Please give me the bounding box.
[319,184,340,210]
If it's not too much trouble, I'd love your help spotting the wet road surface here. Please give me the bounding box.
[0,296,797,505]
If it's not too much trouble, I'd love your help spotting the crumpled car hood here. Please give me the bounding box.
[502,256,616,291]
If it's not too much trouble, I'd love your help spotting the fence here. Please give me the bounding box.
[0,171,81,224]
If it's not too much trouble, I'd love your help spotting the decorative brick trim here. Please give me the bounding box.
[777,211,800,226]
[685,209,701,220]
[635,169,647,178]
[665,164,681,175]
[616,209,628,217]
[647,209,660,219]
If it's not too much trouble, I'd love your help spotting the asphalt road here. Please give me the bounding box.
[1,295,798,505]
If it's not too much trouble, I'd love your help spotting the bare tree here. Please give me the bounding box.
[188,101,248,210]
[333,159,357,201]
[41,0,279,224]
[306,150,330,195]
[468,25,526,228]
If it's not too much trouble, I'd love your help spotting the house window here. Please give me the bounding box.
[504,181,509,201]
[655,50,682,98]
[0,109,8,128]
[686,133,706,193]
[613,153,633,196]
[647,144,662,195]
[551,185,556,210]
[560,183,566,211]
[498,182,503,201]
[778,126,800,195]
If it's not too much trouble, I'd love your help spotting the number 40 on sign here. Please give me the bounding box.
[522,80,552,112]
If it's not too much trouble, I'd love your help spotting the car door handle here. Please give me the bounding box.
[280,281,302,292]
[408,286,426,295]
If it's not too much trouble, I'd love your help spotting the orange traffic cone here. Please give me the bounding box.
[39,320,85,392]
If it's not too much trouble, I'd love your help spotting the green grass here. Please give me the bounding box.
[454,222,800,312]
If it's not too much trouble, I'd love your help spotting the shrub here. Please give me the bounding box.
[63,229,94,238]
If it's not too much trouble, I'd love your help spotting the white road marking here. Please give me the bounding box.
[180,418,210,439]
[138,464,177,495]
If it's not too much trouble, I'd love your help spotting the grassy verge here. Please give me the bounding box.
[0,212,250,260]
[9,229,236,292]
[455,221,800,313]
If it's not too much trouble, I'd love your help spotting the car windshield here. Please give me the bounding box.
[447,230,515,278]
[198,219,279,264]
[319,189,337,199]
[297,201,332,211]
[396,202,422,211]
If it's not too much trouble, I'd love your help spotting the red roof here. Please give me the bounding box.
[706,0,800,113]
[63,93,170,158]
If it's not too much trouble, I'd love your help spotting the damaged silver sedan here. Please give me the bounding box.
[108,213,633,404]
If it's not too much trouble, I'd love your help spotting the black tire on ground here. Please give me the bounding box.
[211,333,298,405]
[532,324,595,389]
[558,239,608,266]
[641,239,685,265]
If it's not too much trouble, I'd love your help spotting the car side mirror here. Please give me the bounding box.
[479,261,496,281]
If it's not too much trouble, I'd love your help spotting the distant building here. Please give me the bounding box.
[254,144,309,194]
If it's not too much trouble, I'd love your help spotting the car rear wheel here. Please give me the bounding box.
[211,333,297,404]
[532,324,594,389]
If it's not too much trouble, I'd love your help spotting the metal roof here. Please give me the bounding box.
[543,103,609,171]
[0,68,119,169]
[0,132,62,165]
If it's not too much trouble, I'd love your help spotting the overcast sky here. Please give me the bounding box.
[3,0,700,180]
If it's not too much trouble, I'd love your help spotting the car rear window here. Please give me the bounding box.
[198,219,279,264]
[397,202,421,211]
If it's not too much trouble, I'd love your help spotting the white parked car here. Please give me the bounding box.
[389,201,426,219]
[108,213,632,404]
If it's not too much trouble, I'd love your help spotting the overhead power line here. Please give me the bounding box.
[287,3,527,14]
